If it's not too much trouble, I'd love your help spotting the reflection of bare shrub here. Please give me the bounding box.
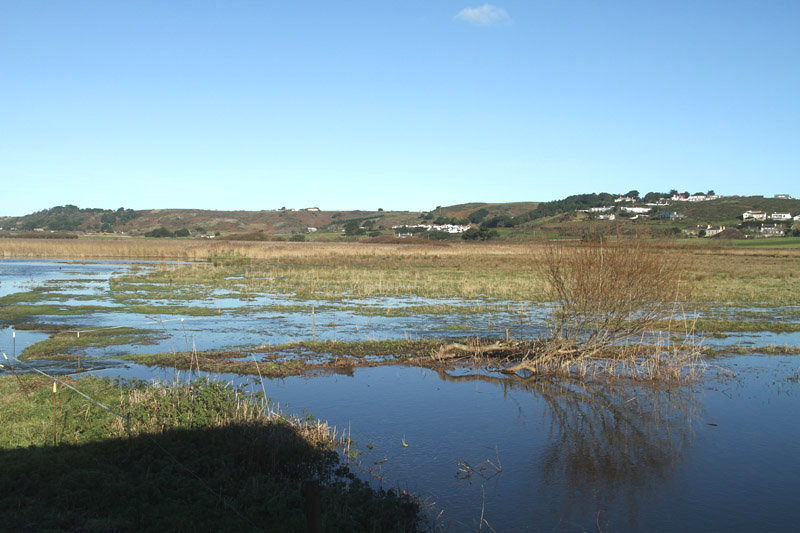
[435,369,697,526]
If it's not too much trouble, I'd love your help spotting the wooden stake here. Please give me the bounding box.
[312,305,315,341]
[52,381,58,446]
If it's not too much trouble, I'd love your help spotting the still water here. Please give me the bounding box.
[1,259,799,531]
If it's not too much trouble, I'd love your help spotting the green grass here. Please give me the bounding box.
[0,290,56,305]
[284,339,442,357]
[0,303,229,323]
[0,375,420,531]
[732,237,800,248]
[343,302,509,317]
[0,304,110,321]
[19,327,166,360]
[653,318,800,334]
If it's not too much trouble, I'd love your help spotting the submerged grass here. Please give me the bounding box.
[123,339,443,377]
[0,375,420,531]
[19,327,166,360]
[124,336,706,383]
[652,318,800,334]
[0,304,110,322]
[0,290,56,305]
[0,303,227,323]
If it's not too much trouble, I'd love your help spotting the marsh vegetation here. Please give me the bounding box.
[1,239,799,530]
[0,375,419,531]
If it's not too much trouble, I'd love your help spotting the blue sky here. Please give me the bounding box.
[1,1,798,215]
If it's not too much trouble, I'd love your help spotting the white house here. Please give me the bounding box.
[770,213,792,220]
[697,225,726,237]
[586,206,613,213]
[620,206,652,214]
[759,224,785,237]
[597,214,615,221]
[743,210,767,221]
[614,196,635,203]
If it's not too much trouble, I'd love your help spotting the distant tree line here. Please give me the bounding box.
[526,190,716,221]
[145,227,190,238]
[15,205,140,232]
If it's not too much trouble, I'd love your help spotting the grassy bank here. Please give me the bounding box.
[0,375,419,531]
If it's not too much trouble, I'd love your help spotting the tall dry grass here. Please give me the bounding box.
[3,237,799,303]
[0,237,528,261]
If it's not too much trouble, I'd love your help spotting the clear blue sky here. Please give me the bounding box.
[1,1,798,215]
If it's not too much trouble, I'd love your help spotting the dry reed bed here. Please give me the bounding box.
[0,238,528,261]
[2,238,799,303]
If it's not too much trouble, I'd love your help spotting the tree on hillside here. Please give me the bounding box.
[145,227,173,238]
[643,192,667,203]
[529,193,615,220]
[344,220,365,236]
[626,190,640,199]
[462,227,498,241]
[468,208,490,224]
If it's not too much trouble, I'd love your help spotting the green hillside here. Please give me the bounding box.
[1,196,796,243]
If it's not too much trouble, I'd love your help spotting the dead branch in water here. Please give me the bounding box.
[434,342,509,360]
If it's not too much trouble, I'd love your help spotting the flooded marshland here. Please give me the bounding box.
[2,259,799,531]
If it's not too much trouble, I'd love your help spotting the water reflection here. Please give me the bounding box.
[433,369,698,529]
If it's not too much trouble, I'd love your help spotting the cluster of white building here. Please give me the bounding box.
[671,194,722,202]
[619,206,652,214]
[742,211,798,221]
[392,224,471,235]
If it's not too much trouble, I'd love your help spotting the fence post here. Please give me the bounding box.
[52,381,58,446]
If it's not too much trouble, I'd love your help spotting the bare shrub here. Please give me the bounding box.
[529,242,695,372]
